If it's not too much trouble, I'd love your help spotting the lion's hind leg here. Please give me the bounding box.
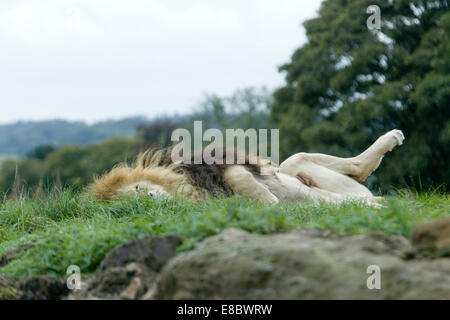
[279,129,405,183]
[280,157,374,197]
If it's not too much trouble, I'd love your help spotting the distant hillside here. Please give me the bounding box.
[0,117,151,156]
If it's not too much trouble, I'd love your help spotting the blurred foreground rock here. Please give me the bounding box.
[68,235,182,300]
[153,228,450,299]
[412,217,450,257]
[0,275,68,299]
[1,222,449,300]
[100,235,182,271]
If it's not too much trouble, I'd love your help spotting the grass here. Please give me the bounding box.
[0,189,448,278]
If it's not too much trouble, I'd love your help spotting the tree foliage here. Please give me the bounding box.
[0,138,136,194]
[26,145,56,160]
[188,87,273,131]
[134,87,273,149]
[271,0,450,190]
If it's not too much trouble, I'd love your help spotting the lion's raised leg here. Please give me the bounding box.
[279,129,405,183]
[351,129,405,182]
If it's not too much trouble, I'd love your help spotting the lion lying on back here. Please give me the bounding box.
[89,130,405,207]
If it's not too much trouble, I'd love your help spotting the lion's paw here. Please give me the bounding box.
[381,129,405,151]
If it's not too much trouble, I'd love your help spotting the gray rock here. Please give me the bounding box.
[0,275,68,300]
[18,275,68,300]
[68,262,157,300]
[412,217,450,256]
[153,228,450,299]
[100,235,182,272]
[68,235,182,299]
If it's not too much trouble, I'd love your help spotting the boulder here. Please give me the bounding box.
[68,262,157,300]
[0,275,68,300]
[18,275,68,300]
[100,235,182,271]
[68,235,182,299]
[411,217,450,256]
[152,228,450,300]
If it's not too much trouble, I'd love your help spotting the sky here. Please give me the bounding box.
[0,0,322,124]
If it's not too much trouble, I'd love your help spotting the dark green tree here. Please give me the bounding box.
[26,144,55,160]
[135,118,186,150]
[271,0,450,191]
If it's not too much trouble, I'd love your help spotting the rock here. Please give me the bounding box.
[120,276,145,300]
[0,275,68,300]
[153,228,450,299]
[19,276,68,300]
[1,235,182,300]
[68,235,182,300]
[411,217,450,256]
[100,235,182,272]
[4,227,449,300]
[68,262,157,300]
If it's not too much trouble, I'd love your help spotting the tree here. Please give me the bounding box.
[135,117,186,150]
[0,158,44,195]
[27,144,55,160]
[189,87,273,130]
[271,0,450,191]
[43,138,136,187]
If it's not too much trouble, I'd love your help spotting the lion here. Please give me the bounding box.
[89,129,405,207]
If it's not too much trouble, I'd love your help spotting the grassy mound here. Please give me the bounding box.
[0,190,448,277]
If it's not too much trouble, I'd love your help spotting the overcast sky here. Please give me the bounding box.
[0,0,322,124]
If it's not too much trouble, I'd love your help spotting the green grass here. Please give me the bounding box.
[0,190,448,278]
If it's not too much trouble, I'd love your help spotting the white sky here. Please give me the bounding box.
[0,0,322,124]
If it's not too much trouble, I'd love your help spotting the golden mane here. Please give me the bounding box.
[88,148,201,201]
